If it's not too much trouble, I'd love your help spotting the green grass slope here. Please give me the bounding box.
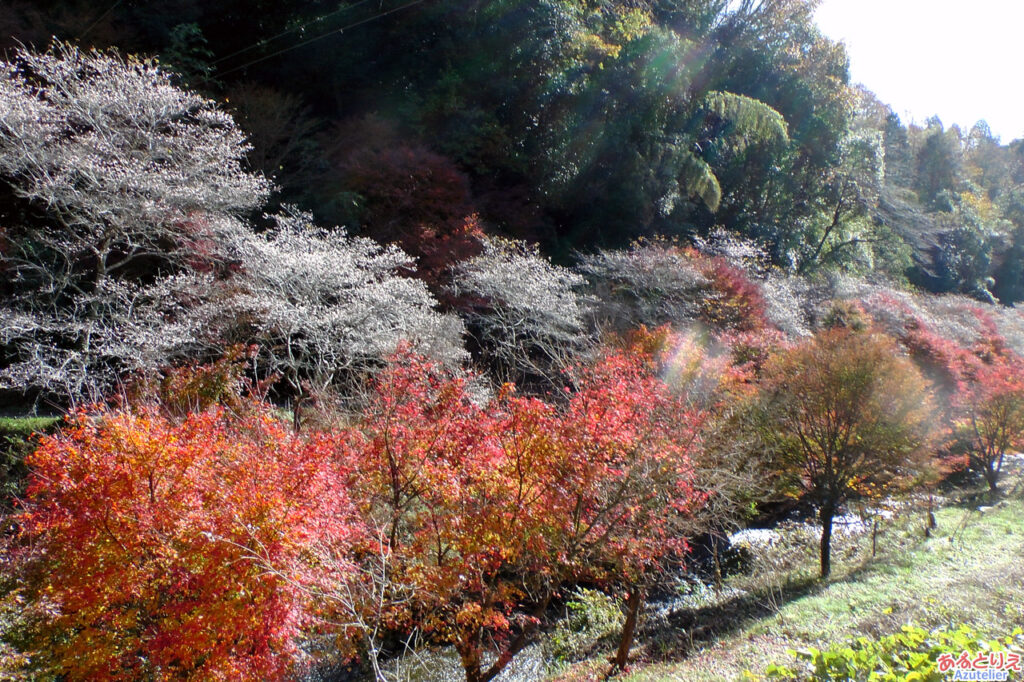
[558,490,1023,682]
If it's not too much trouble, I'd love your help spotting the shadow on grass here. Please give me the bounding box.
[638,487,1024,668]
[637,537,935,667]
[637,573,822,664]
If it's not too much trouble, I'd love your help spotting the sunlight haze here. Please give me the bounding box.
[815,0,1024,141]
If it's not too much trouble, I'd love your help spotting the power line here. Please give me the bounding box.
[79,0,125,41]
[212,0,428,81]
[211,0,378,66]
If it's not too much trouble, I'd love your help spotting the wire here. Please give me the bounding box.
[79,0,125,41]
[210,0,378,66]
[213,0,428,80]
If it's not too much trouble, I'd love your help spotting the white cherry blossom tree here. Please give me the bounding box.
[216,210,466,396]
[451,236,591,388]
[0,44,465,404]
[0,43,268,401]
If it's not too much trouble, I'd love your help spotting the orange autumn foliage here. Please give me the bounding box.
[9,341,712,682]
[759,329,935,577]
[13,405,363,681]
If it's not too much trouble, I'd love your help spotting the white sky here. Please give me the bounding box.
[814,0,1024,142]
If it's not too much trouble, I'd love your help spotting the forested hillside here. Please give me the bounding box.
[1,2,1022,681]
[5,0,1023,296]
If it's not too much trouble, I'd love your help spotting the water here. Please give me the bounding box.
[308,641,552,682]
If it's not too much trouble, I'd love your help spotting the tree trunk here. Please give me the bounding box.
[456,636,484,682]
[292,398,303,433]
[711,534,723,591]
[819,504,835,578]
[801,196,845,273]
[610,587,644,673]
[984,464,1000,494]
[477,593,552,682]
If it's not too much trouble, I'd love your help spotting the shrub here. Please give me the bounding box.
[760,624,1024,681]
[696,255,769,332]
[122,345,262,419]
[821,300,871,332]
[546,589,624,664]
[578,241,769,334]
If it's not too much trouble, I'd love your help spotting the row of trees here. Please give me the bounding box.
[7,308,1023,680]
[0,44,468,405]
[0,43,843,406]
[853,90,1024,303]
[7,339,708,681]
[0,0,867,262]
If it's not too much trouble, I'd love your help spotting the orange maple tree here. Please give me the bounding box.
[12,405,363,680]
[758,329,935,577]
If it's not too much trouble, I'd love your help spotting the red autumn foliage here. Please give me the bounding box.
[171,212,228,275]
[10,336,712,682]
[902,320,978,398]
[12,405,362,681]
[717,327,791,387]
[340,144,485,289]
[342,345,707,682]
[691,252,768,332]
[558,349,707,576]
[952,346,1024,492]
[887,307,1024,491]
[345,354,563,679]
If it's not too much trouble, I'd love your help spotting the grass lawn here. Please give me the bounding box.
[556,485,1024,682]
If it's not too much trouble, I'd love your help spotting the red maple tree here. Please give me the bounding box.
[13,405,363,680]
[343,346,707,681]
